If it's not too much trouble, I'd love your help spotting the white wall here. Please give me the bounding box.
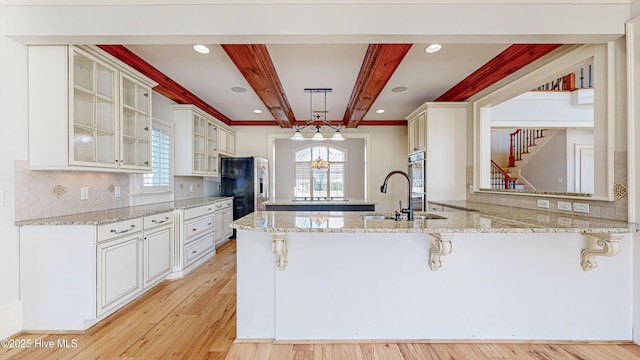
[234,125,408,212]
[273,138,366,200]
[521,129,568,192]
[0,5,28,338]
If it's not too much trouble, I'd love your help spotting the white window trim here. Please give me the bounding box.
[293,143,348,199]
[131,116,174,201]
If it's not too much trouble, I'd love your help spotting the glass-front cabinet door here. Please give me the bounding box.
[70,48,118,168]
[207,121,218,175]
[120,74,152,170]
[193,114,207,174]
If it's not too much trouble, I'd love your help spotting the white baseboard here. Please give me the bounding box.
[0,300,22,339]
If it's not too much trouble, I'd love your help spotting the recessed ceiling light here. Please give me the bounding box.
[231,86,247,93]
[425,44,442,54]
[391,86,407,93]
[253,109,263,114]
[193,44,210,54]
[376,109,385,114]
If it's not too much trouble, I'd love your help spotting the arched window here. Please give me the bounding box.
[294,145,346,200]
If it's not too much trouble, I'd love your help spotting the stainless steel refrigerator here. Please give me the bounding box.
[220,157,269,220]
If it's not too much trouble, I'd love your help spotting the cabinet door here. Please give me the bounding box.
[408,119,417,153]
[218,127,228,154]
[207,121,218,175]
[193,114,207,173]
[120,74,152,170]
[69,48,118,168]
[143,225,172,288]
[214,211,224,246]
[416,111,426,151]
[96,233,143,316]
[222,208,233,240]
[227,132,236,156]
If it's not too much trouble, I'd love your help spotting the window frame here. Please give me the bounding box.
[139,116,174,194]
[293,144,348,199]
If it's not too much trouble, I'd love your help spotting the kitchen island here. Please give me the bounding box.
[232,203,639,342]
[264,198,376,212]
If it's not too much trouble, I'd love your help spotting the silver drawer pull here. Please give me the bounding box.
[192,250,197,254]
[111,224,136,234]
[192,228,198,232]
[208,208,213,211]
[208,222,212,226]
[152,217,170,224]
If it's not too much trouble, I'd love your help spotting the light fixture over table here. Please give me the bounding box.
[291,88,345,141]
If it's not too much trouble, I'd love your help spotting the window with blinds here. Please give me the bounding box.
[294,145,346,199]
[143,126,172,192]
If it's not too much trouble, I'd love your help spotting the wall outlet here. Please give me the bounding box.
[573,203,590,213]
[536,199,550,208]
[80,187,89,201]
[557,201,572,211]
[114,186,121,198]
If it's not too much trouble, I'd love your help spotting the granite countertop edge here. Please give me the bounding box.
[15,196,233,226]
[230,200,640,234]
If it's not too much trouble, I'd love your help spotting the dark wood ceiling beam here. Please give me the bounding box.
[435,44,562,102]
[221,44,295,128]
[343,44,412,128]
[97,45,232,125]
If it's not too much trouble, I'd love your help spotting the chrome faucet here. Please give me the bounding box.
[380,170,413,221]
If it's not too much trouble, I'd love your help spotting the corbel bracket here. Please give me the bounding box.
[429,233,454,271]
[271,232,288,271]
[580,233,624,271]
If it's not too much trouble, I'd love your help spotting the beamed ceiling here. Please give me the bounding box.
[98,43,562,128]
[2,1,629,128]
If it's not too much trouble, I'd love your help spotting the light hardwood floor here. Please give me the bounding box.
[2,240,640,360]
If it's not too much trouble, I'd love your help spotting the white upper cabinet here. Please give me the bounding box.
[217,124,237,156]
[28,45,156,172]
[407,109,426,153]
[173,104,222,177]
[120,74,152,170]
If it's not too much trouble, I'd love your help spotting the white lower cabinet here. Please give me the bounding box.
[143,212,173,288]
[214,199,233,247]
[167,203,218,279]
[97,233,143,316]
[19,212,173,331]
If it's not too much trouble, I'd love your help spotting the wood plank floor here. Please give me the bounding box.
[3,240,640,359]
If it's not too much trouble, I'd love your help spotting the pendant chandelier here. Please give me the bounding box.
[310,155,330,170]
[290,88,345,141]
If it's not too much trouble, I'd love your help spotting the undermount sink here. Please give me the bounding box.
[360,213,446,221]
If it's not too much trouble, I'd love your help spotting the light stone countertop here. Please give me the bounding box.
[15,196,233,226]
[231,200,640,234]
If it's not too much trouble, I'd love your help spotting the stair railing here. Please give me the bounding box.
[490,160,518,189]
[508,129,545,168]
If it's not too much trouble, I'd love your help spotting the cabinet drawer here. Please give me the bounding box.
[184,216,214,242]
[143,211,173,229]
[184,204,215,219]
[185,235,214,265]
[98,218,143,242]
[214,199,233,210]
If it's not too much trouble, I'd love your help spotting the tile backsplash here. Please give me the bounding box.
[14,160,131,221]
[466,151,629,222]
[174,176,205,200]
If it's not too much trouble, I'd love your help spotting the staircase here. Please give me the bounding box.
[490,160,519,189]
[491,128,552,190]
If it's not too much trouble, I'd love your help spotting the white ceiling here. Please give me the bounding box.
[126,42,511,123]
[2,0,630,125]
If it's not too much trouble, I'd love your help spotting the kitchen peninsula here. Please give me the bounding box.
[233,202,639,342]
